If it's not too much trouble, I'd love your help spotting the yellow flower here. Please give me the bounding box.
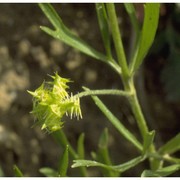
[28,72,82,132]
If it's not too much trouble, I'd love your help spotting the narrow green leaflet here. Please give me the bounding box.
[13,165,23,177]
[77,133,87,176]
[38,4,122,76]
[89,93,142,151]
[39,3,107,63]
[77,133,85,159]
[58,145,69,177]
[96,3,112,58]
[141,164,180,177]
[52,131,87,176]
[130,3,160,73]
[72,155,145,173]
[97,129,112,167]
[97,128,119,176]
[98,128,109,149]
[113,155,145,172]
[158,133,180,155]
[166,156,180,164]
[39,167,58,177]
[72,159,113,170]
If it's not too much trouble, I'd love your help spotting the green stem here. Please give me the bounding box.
[129,91,149,140]
[106,3,158,170]
[75,89,131,99]
[106,3,129,79]
[128,81,158,170]
[106,2,150,146]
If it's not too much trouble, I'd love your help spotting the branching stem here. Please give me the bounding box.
[106,3,158,170]
[75,88,131,99]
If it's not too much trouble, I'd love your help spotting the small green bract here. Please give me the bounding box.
[28,72,82,132]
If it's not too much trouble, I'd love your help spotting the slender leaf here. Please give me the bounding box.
[141,164,180,177]
[85,89,142,151]
[58,145,69,177]
[158,133,180,155]
[39,3,122,76]
[141,170,160,177]
[114,155,146,172]
[97,128,120,176]
[130,3,160,73]
[97,129,112,167]
[39,167,58,177]
[52,130,87,176]
[72,155,145,173]
[39,3,107,62]
[72,159,113,170]
[96,3,112,58]
[165,156,180,164]
[76,133,88,176]
[77,133,85,159]
[99,128,109,149]
[13,165,23,177]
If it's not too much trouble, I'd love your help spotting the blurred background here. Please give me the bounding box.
[0,3,179,176]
